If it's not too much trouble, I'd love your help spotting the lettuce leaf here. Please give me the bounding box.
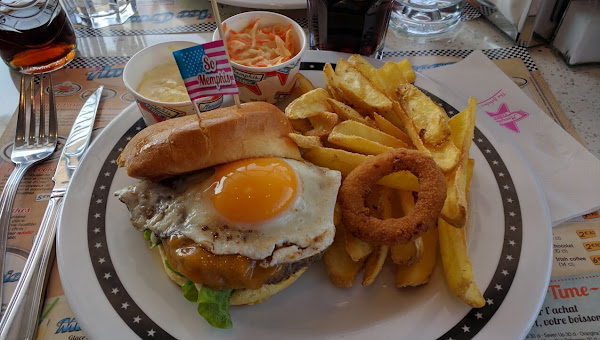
[146,228,233,329]
[182,279,198,302]
[197,286,233,329]
[180,281,233,329]
[143,229,161,248]
[164,260,184,277]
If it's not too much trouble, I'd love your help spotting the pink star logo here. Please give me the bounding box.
[486,102,529,133]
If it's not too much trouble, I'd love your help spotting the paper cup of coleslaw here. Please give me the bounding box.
[123,41,224,125]
[213,11,307,104]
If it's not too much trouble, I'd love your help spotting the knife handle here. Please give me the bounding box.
[0,163,32,311]
[0,195,63,340]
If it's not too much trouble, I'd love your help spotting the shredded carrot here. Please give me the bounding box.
[225,18,296,67]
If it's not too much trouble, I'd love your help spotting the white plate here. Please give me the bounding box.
[57,53,552,340]
[217,0,306,10]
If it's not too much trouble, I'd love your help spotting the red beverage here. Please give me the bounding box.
[0,0,76,74]
[307,0,393,57]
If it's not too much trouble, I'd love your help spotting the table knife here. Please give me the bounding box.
[0,86,103,340]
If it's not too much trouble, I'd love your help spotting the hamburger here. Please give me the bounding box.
[115,102,341,328]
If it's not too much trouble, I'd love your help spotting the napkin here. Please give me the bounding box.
[419,51,600,226]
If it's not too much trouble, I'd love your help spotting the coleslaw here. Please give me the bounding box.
[224,19,297,67]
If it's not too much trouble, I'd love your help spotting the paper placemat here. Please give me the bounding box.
[0,60,132,338]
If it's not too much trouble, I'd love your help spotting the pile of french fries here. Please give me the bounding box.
[285,55,485,308]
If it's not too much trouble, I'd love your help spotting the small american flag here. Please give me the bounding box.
[172,40,239,101]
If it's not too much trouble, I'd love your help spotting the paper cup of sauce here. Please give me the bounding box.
[123,41,224,125]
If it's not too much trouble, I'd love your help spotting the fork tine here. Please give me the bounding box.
[38,74,46,144]
[15,75,26,148]
[28,75,36,146]
[48,74,57,144]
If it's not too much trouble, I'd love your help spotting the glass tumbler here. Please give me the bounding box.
[0,0,76,73]
[60,0,136,28]
[390,0,466,35]
[307,0,394,58]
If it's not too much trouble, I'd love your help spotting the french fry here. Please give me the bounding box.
[373,113,412,146]
[392,102,429,152]
[362,187,392,286]
[378,108,407,132]
[295,73,316,95]
[395,190,438,287]
[438,158,485,308]
[289,118,312,133]
[440,97,477,227]
[363,245,389,286]
[438,218,484,307]
[397,59,416,83]
[284,88,332,120]
[327,132,394,155]
[392,101,460,173]
[323,63,345,101]
[389,190,423,266]
[428,140,461,174]
[331,120,408,149]
[324,221,365,288]
[327,98,373,126]
[303,147,365,176]
[375,61,409,99]
[335,59,392,114]
[302,147,419,191]
[288,133,322,149]
[397,84,451,146]
[467,158,474,193]
[345,231,374,262]
[390,237,423,266]
[306,111,338,137]
[449,97,477,149]
[347,54,385,94]
[328,121,408,155]
[395,226,438,287]
[347,57,412,129]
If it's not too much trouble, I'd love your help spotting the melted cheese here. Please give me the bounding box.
[162,234,284,289]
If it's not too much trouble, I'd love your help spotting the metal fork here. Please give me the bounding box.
[0,73,58,311]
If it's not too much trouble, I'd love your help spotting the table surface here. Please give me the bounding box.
[0,8,598,160]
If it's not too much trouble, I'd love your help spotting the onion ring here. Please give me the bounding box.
[339,149,447,246]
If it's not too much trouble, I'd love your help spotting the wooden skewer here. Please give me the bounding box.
[210,0,241,109]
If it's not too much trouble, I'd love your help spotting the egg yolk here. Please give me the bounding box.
[212,158,297,224]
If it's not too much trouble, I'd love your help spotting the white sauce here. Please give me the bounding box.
[136,63,189,103]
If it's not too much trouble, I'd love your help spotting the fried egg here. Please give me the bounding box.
[116,158,341,266]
